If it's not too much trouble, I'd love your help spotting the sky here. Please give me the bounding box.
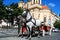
[3,0,60,15]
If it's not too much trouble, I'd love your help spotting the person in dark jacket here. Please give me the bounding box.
[17,15,25,37]
[0,19,2,28]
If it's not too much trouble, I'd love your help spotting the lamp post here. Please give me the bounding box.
[6,7,13,29]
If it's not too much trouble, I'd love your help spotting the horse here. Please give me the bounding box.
[22,9,41,39]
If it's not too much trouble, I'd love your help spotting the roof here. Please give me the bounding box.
[42,6,49,9]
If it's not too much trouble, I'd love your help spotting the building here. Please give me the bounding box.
[18,0,60,28]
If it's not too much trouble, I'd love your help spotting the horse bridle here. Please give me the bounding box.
[25,9,36,26]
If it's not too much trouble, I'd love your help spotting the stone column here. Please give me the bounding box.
[36,0,40,4]
[40,0,42,5]
[32,0,34,4]
[35,0,36,4]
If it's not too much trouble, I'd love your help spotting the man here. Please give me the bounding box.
[0,19,2,28]
[17,15,25,37]
[17,15,22,37]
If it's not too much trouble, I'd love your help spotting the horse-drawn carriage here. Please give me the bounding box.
[18,22,51,37]
[17,9,52,38]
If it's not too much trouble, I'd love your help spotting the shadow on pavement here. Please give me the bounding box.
[0,30,17,38]
[0,35,17,38]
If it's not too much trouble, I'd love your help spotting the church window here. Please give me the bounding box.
[34,0,35,4]
[36,0,37,3]
[38,14,40,19]
[32,13,34,18]
[44,17,46,22]
[48,18,51,25]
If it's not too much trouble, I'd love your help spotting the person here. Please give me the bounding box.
[17,15,25,37]
[13,17,17,26]
[17,16,20,36]
[0,19,2,28]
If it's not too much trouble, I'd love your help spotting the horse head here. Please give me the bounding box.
[22,9,29,18]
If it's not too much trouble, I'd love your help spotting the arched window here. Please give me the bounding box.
[34,0,35,4]
[36,0,37,3]
[44,17,46,22]
[36,0,40,4]
[32,13,34,18]
[48,17,51,25]
[38,14,40,19]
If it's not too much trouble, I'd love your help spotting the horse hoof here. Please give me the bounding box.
[49,34,51,36]
[42,35,45,37]
[17,35,20,37]
[25,37,29,39]
[25,35,30,39]
[21,36,23,38]
[18,35,20,37]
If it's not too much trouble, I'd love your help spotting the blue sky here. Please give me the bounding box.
[3,0,60,15]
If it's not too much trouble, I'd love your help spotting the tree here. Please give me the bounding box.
[0,0,5,19]
[10,3,18,9]
[0,0,8,19]
[54,20,60,29]
[0,0,3,6]
[0,0,23,19]
[59,14,60,17]
[10,3,23,16]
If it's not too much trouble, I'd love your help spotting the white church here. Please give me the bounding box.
[18,0,60,28]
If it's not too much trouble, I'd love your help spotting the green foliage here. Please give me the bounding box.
[54,20,60,29]
[0,0,23,19]
[0,0,3,5]
[0,0,5,19]
[10,3,23,16]
[10,3,18,9]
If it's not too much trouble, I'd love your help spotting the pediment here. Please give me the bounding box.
[28,4,42,10]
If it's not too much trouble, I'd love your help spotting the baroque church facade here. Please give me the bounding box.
[18,0,59,28]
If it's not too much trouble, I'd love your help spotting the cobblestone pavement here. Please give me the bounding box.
[0,28,60,40]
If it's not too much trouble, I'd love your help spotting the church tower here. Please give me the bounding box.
[32,0,42,5]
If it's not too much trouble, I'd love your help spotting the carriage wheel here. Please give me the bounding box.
[32,27,38,36]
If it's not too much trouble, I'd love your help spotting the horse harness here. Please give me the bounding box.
[22,9,36,26]
[26,10,36,26]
